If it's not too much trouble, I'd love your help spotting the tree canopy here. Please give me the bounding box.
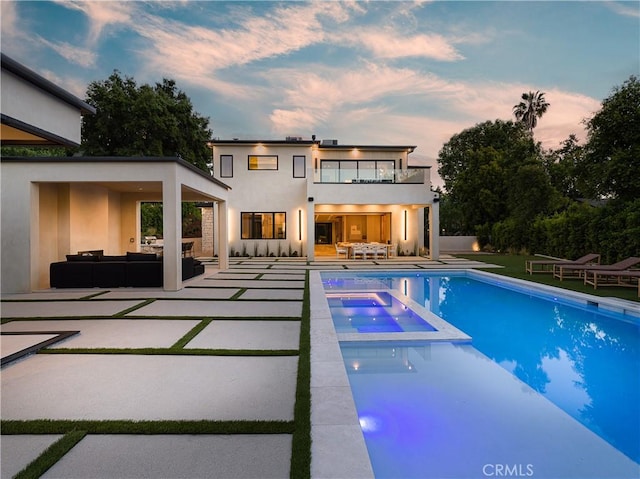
[437,119,558,236]
[82,71,212,172]
[577,75,640,201]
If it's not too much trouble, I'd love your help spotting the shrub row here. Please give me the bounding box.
[483,199,640,263]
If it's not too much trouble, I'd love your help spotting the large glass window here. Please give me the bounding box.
[319,160,396,182]
[321,160,339,183]
[293,155,306,178]
[220,155,233,177]
[241,212,286,239]
[340,161,358,183]
[248,155,278,170]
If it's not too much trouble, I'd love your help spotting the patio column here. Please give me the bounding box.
[217,200,229,270]
[429,202,440,260]
[162,176,182,291]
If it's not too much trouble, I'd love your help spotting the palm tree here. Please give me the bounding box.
[513,91,550,133]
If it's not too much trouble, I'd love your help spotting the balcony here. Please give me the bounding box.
[312,167,425,184]
[307,168,432,206]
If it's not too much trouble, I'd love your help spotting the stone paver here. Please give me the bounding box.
[2,354,297,421]
[95,288,239,299]
[1,333,58,358]
[186,320,300,350]
[196,279,305,288]
[260,273,306,280]
[0,300,145,318]
[1,291,96,301]
[1,435,63,479]
[128,299,302,317]
[41,435,292,479]
[239,289,303,300]
[2,319,200,349]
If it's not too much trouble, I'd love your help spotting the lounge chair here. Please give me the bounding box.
[525,253,600,274]
[553,256,640,281]
[583,269,640,296]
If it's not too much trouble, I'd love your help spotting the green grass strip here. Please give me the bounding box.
[2,419,294,435]
[171,318,213,348]
[39,348,299,357]
[14,430,86,479]
[290,269,311,478]
[113,298,155,317]
[230,288,247,300]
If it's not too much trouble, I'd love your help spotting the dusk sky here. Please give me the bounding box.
[2,1,638,185]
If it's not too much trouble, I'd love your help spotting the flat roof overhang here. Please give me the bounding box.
[0,156,231,196]
[1,115,80,147]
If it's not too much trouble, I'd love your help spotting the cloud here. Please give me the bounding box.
[339,28,465,61]
[262,62,600,176]
[131,1,356,85]
[54,0,135,44]
[36,37,97,68]
[0,1,18,38]
[605,1,640,18]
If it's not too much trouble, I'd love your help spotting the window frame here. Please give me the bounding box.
[293,155,306,178]
[240,212,287,240]
[248,155,279,171]
[220,155,233,178]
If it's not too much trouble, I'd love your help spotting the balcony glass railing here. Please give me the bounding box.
[313,168,424,184]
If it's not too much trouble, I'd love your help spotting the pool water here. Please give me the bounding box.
[321,271,640,476]
[326,292,437,333]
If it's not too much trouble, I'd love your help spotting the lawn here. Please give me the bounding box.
[455,253,639,303]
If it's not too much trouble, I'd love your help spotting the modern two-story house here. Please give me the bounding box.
[209,138,440,261]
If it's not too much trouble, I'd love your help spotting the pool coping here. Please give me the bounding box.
[469,269,640,320]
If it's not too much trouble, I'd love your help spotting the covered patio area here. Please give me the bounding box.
[1,156,230,293]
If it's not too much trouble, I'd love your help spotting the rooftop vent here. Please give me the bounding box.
[286,136,304,141]
[321,139,338,145]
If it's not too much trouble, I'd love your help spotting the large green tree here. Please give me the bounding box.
[542,134,585,201]
[577,75,640,201]
[513,90,550,133]
[82,71,212,172]
[437,119,556,237]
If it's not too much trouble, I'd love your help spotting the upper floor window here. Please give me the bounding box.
[293,155,306,178]
[319,159,396,183]
[220,155,233,177]
[248,155,278,170]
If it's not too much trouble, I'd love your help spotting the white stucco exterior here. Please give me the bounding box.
[210,140,439,260]
[1,53,95,146]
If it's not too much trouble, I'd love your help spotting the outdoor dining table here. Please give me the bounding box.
[340,242,391,259]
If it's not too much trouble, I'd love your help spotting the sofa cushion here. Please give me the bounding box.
[126,252,158,262]
[66,254,99,262]
[100,255,127,262]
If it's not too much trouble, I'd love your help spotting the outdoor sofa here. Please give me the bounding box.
[525,253,600,274]
[50,252,204,288]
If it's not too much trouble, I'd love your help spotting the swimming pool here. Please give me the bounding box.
[321,270,640,477]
